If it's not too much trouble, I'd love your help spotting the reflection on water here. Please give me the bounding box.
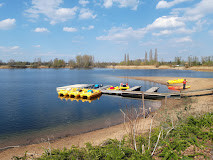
[58,95,101,103]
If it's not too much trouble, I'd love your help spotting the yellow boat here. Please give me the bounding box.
[107,83,130,90]
[67,88,77,97]
[167,79,187,84]
[119,83,130,90]
[80,89,101,99]
[70,88,86,98]
[58,89,70,96]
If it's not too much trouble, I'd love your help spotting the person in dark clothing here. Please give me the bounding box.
[183,79,187,89]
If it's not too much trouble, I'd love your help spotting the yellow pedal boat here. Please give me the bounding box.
[70,88,86,98]
[58,89,70,96]
[167,79,187,84]
[80,89,101,99]
[119,83,130,90]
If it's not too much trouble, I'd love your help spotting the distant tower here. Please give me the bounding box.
[145,51,148,64]
[154,48,158,63]
[149,49,153,63]
[127,53,129,62]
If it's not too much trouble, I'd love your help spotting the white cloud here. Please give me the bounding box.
[96,15,186,42]
[152,27,195,36]
[25,0,78,24]
[10,46,20,50]
[174,36,192,43]
[103,0,140,10]
[171,0,213,22]
[63,27,77,32]
[185,0,213,18]
[156,0,191,9]
[103,0,113,8]
[79,0,89,6]
[79,8,96,19]
[0,46,20,53]
[34,27,49,32]
[96,27,146,41]
[152,30,173,36]
[147,16,185,29]
[0,18,16,30]
[82,25,94,30]
[0,3,4,7]
[33,45,41,48]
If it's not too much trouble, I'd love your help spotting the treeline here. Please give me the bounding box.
[0,55,117,69]
[120,49,213,67]
[1,53,213,69]
[160,56,213,67]
[120,49,159,66]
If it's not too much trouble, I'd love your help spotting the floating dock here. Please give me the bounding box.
[56,84,213,100]
[56,84,94,92]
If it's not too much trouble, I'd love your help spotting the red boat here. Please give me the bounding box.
[168,86,190,90]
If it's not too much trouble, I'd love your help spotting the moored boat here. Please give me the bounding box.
[168,85,191,90]
[167,79,187,84]
[80,89,101,99]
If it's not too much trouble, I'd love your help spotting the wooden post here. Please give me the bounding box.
[142,92,145,118]
[165,95,167,107]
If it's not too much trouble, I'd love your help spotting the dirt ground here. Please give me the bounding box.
[0,77,212,159]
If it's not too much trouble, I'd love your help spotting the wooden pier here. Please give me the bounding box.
[56,84,213,100]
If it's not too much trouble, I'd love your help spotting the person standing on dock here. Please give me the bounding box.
[183,79,187,89]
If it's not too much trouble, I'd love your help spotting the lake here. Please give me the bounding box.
[0,68,212,148]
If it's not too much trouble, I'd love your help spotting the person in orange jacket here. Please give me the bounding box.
[183,79,187,89]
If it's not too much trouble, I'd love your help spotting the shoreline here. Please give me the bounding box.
[0,65,213,72]
[107,65,213,72]
[0,76,212,159]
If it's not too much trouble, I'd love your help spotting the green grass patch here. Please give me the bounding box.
[13,113,213,160]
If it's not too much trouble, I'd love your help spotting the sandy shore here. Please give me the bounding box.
[0,77,212,159]
[126,77,213,91]
[107,65,213,72]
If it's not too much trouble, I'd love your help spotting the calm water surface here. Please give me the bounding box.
[0,69,212,147]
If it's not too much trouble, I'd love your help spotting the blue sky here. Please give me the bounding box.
[0,0,213,62]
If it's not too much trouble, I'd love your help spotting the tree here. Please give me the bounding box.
[53,58,66,68]
[145,51,148,64]
[8,59,15,67]
[124,54,126,64]
[174,57,181,65]
[68,59,76,68]
[154,48,158,63]
[149,49,153,64]
[75,55,94,68]
[127,53,130,65]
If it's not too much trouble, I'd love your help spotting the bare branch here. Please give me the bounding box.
[151,129,162,156]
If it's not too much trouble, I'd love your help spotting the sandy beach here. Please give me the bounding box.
[107,65,213,72]
[0,76,212,159]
